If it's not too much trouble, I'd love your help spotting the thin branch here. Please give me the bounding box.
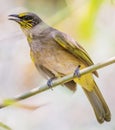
[0,57,115,109]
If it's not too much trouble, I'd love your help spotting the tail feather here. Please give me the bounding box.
[93,82,111,121]
[82,83,111,123]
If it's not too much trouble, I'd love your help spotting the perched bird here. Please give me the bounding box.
[8,12,111,123]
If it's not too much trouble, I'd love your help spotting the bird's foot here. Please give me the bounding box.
[47,77,57,90]
[74,65,81,78]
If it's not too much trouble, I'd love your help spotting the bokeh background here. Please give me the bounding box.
[0,0,115,130]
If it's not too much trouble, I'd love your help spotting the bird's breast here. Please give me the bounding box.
[30,40,85,76]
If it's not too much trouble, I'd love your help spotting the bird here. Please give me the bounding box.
[8,12,111,123]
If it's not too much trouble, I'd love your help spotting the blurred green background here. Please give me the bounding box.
[0,0,115,130]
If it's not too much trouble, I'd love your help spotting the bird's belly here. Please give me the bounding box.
[32,46,85,76]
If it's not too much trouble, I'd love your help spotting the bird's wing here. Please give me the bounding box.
[53,31,98,77]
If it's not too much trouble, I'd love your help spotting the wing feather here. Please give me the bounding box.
[53,31,98,77]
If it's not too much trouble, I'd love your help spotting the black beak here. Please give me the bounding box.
[8,14,21,22]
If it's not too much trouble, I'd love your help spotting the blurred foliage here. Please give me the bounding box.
[2,99,47,110]
[24,0,75,26]
[0,122,12,130]
[25,0,67,16]
[77,0,105,40]
[23,0,107,41]
[111,0,115,4]
[3,99,16,106]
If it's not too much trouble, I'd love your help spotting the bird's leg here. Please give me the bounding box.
[47,77,57,90]
[74,65,81,78]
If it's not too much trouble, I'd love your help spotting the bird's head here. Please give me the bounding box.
[8,12,42,30]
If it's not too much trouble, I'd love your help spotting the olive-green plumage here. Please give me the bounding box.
[9,12,111,123]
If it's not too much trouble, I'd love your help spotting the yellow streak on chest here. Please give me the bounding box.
[30,51,35,63]
[27,35,32,43]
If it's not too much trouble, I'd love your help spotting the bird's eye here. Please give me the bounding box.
[22,15,32,20]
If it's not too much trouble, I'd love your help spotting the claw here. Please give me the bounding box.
[47,77,56,90]
[74,65,81,78]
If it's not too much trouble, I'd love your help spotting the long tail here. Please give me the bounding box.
[82,82,111,123]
